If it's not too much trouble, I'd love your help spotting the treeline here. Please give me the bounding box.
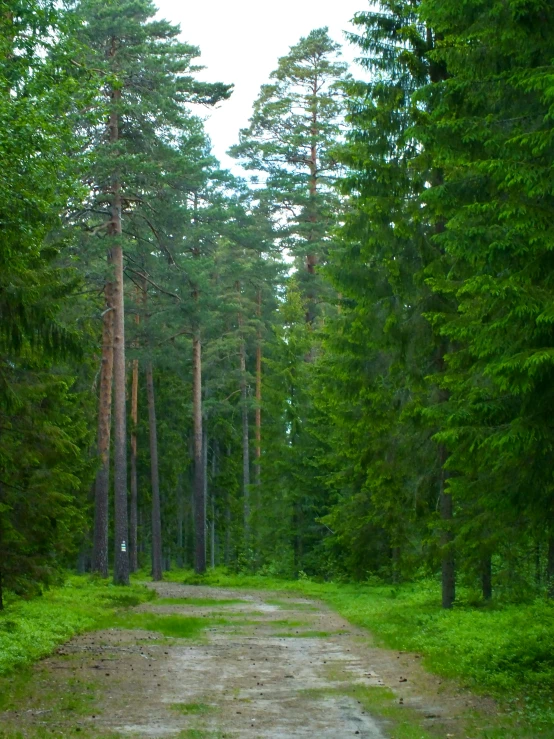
[1,0,554,610]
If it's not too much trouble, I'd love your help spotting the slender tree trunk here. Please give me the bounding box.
[225,495,231,567]
[129,351,139,573]
[210,440,218,569]
[110,83,129,586]
[305,75,319,326]
[240,336,250,545]
[176,475,184,568]
[440,446,455,609]
[183,509,188,568]
[92,283,114,577]
[535,542,542,587]
[547,536,554,598]
[225,446,231,566]
[255,290,262,489]
[482,554,492,601]
[146,362,163,581]
[193,332,206,573]
[203,429,208,564]
[392,546,400,585]
[112,237,129,585]
[295,503,304,573]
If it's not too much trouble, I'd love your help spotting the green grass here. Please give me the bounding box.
[0,731,123,739]
[0,576,155,676]
[156,597,248,606]
[166,568,554,731]
[299,685,435,739]
[273,629,346,638]
[171,702,213,715]
[0,662,122,738]
[95,610,219,639]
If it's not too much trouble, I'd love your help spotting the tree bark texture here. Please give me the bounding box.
[210,440,218,569]
[193,333,206,573]
[482,554,492,601]
[440,446,455,609]
[240,335,250,543]
[203,428,208,564]
[548,535,554,598]
[146,362,163,581]
[129,354,139,573]
[176,475,184,568]
[255,289,262,489]
[305,75,319,326]
[109,83,129,586]
[92,282,114,577]
[225,444,231,566]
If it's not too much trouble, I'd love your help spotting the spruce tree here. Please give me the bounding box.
[0,0,96,605]
[418,0,554,596]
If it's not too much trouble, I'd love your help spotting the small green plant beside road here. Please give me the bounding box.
[0,576,154,676]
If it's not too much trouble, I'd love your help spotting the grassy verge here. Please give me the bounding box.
[162,568,554,730]
[0,576,155,676]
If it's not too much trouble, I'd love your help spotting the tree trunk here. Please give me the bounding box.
[225,495,231,567]
[482,554,492,601]
[440,446,455,609]
[547,536,554,598]
[146,362,163,581]
[392,546,400,585]
[305,75,319,326]
[240,337,250,545]
[210,440,218,569]
[481,554,492,600]
[535,542,542,587]
[255,289,262,490]
[203,428,208,565]
[225,447,231,566]
[110,84,129,587]
[176,475,184,568]
[129,354,139,573]
[92,282,114,577]
[193,332,206,573]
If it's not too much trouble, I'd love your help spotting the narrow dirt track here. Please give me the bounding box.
[0,583,496,738]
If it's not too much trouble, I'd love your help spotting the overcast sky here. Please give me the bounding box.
[155,0,369,171]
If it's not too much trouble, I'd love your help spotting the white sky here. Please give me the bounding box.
[155,0,369,171]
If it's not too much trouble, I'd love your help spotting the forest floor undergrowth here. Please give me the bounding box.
[0,576,550,738]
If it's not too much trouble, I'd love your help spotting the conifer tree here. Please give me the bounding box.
[418,0,554,596]
[230,28,348,326]
[0,0,96,604]
[74,0,231,583]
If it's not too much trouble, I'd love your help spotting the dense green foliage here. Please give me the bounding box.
[0,576,154,675]
[3,0,554,721]
[0,0,97,602]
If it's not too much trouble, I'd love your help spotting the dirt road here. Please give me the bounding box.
[0,583,497,738]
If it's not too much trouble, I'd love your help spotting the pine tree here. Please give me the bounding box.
[230,28,349,326]
[74,0,232,582]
